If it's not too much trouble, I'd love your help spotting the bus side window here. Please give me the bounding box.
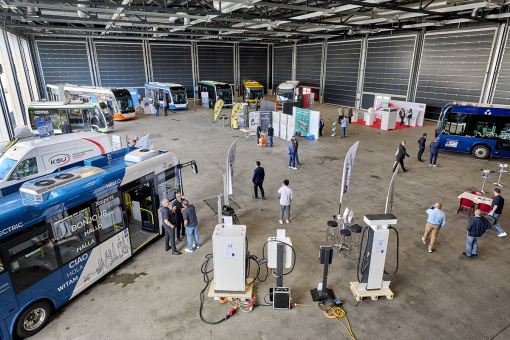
[10,157,38,180]
[69,109,84,130]
[500,120,510,140]
[8,229,59,294]
[48,207,97,264]
[443,112,469,136]
[466,114,500,139]
[94,196,125,242]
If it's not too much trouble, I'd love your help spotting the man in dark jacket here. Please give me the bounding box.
[418,133,427,162]
[393,140,410,173]
[463,209,492,258]
[252,161,265,199]
[256,123,262,144]
[267,124,274,147]
[160,198,181,255]
[430,138,440,166]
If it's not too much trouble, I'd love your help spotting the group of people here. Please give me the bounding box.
[159,193,200,255]
[422,188,506,258]
[251,161,294,224]
[398,108,414,127]
[392,134,441,172]
[256,123,275,147]
[156,97,169,117]
[287,135,302,169]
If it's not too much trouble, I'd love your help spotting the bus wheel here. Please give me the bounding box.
[15,301,52,338]
[472,145,490,159]
[92,126,99,132]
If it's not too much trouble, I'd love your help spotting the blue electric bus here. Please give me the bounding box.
[144,83,188,110]
[436,102,510,159]
[0,147,196,339]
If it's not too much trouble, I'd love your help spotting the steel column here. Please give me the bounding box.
[355,35,368,110]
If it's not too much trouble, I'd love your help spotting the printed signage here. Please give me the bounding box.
[214,99,224,121]
[295,108,310,135]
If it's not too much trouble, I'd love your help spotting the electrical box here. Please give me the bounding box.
[273,287,291,310]
[212,224,246,294]
[267,237,292,269]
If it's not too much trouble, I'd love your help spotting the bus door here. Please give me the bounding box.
[0,256,19,330]
[494,118,510,157]
[123,180,159,252]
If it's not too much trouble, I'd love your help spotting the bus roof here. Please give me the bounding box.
[28,101,100,109]
[145,82,185,89]
[278,80,300,90]
[47,84,119,96]
[0,147,180,240]
[198,80,229,86]
[1,132,107,162]
[452,101,510,110]
[242,80,263,88]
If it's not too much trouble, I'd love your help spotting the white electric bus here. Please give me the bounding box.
[47,84,137,121]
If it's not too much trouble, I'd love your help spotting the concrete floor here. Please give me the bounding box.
[35,97,510,340]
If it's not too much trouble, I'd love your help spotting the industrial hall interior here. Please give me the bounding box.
[1,0,510,339]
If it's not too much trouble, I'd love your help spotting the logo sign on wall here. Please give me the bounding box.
[214,99,224,121]
[295,108,310,135]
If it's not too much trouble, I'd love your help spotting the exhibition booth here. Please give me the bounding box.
[352,99,426,131]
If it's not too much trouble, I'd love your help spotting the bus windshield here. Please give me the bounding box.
[0,157,17,180]
[170,87,187,104]
[278,89,294,102]
[217,87,232,102]
[249,89,264,99]
[114,91,135,113]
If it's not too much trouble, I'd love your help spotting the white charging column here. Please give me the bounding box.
[212,224,246,293]
[363,214,397,290]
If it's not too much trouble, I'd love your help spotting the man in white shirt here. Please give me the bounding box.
[278,179,293,224]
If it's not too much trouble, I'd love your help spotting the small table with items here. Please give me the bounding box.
[458,192,493,206]
[239,128,254,140]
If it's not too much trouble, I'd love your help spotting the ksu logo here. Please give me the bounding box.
[484,110,492,115]
[49,154,71,166]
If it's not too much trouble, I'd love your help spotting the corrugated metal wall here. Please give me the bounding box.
[492,35,510,105]
[198,45,234,83]
[36,41,93,85]
[415,29,495,117]
[296,43,322,88]
[151,44,193,95]
[239,46,268,91]
[95,43,146,88]
[362,35,415,108]
[273,46,293,88]
[324,40,361,106]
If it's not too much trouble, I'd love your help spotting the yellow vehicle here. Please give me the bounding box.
[241,80,264,107]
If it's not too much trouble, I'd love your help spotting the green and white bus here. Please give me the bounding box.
[28,101,114,134]
[198,80,233,108]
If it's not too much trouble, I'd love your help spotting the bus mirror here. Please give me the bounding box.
[191,163,198,174]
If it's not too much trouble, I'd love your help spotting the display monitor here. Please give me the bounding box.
[381,102,389,108]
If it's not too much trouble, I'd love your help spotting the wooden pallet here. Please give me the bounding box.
[350,282,394,301]
[207,279,253,300]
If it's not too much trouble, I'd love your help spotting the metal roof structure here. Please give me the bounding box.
[0,0,509,43]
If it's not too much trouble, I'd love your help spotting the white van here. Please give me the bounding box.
[0,132,112,196]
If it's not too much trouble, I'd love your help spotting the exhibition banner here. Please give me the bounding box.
[135,134,150,148]
[287,114,296,140]
[226,139,238,195]
[280,114,287,140]
[260,111,272,132]
[295,108,310,135]
[214,99,224,121]
[385,163,399,214]
[272,111,280,137]
[231,103,243,127]
[339,141,360,213]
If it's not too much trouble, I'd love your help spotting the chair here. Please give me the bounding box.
[470,191,483,196]
[479,203,492,215]
[338,229,351,253]
[457,198,474,217]
[349,224,363,250]
[325,220,339,244]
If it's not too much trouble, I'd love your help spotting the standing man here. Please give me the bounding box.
[319,116,325,136]
[171,192,186,241]
[341,116,349,138]
[406,109,413,127]
[393,140,410,172]
[464,209,492,258]
[489,188,507,237]
[338,106,344,122]
[267,124,274,147]
[422,202,446,253]
[293,136,302,165]
[252,161,265,199]
[255,97,260,111]
[256,123,262,144]
[182,200,200,253]
[430,138,440,167]
[347,106,353,123]
[287,139,296,170]
[398,108,405,126]
[418,133,427,162]
[278,179,293,224]
[163,96,168,116]
[160,199,181,255]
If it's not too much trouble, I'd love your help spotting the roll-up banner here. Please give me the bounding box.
[339,141,360,214]
[214,99,224,121]
[385,163,400,214]
[231,103,243,127]
[226,139,238,195]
